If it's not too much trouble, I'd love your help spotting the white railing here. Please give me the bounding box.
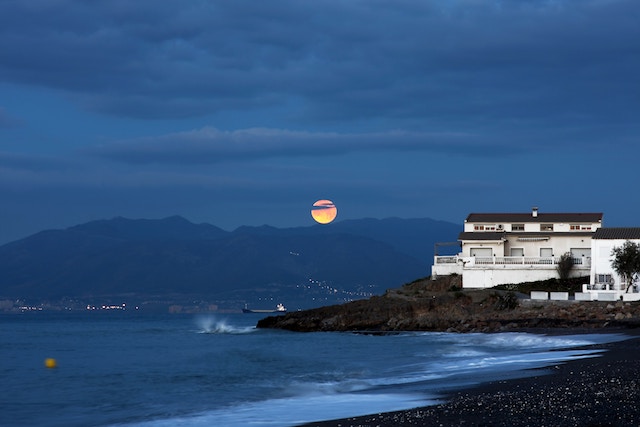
[434,255,591,268]
[585,282,638,292]
[434,256,458,264]
[586,283,619,291]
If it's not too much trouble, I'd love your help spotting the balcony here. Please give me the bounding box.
[584,282,638,292]
[434,255,591,268]
[580,282,640,302]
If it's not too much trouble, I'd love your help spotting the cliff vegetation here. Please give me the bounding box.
[257,275,640,333]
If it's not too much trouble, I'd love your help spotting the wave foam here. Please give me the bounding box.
[125,391,435,427]
[194,315,256,334]
[428,331,629,351]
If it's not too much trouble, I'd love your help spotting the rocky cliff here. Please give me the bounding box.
[257,275,640,332]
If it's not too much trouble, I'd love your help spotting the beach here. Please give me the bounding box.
[301,329,640,427]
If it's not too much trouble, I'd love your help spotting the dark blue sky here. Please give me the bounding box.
[1,1,639,244]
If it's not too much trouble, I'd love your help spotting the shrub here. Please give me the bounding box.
[494,292,518,310]
[556,252,574,282]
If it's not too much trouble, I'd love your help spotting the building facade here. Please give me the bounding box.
[432,208,603,288]
[578,227,640,301]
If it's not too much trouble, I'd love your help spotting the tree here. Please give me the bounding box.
[611,241,640,293]
[556,252,574,283]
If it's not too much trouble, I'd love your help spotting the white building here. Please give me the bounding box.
[432,208,603,288]
[578,228,640,301]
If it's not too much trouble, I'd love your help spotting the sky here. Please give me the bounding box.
[1,0,639,244]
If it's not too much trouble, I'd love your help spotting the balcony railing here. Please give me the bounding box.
[585,282,638,292]
[434,255,591,268]
[434,256,458,264]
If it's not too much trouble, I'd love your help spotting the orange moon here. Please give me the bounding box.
[311,200,337,224]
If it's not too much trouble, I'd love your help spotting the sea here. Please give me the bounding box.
[0,311,630,427]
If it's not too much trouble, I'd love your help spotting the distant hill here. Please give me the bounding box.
[0,216,460,309]
[68,215,228,241]
[235,217,461,263]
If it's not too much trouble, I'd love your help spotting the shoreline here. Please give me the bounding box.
[298,328,640,427]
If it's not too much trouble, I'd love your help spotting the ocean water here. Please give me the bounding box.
[0,312,629,427]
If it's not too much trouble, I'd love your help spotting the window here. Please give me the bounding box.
[570,224,592,231]
[540,248,553,257]
[510,248,524,256]
[474,224,496,231]
[596,274,613,284]
[512,224,525,231]
[540,224,554,231]
[470,248,493,257]
[570,248,590,258]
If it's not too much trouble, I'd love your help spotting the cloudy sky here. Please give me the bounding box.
[1,0,639,244]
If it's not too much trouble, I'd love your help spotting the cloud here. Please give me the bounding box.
[0,107,22,128]
[0,151,105,193]
[90,115,640,165]
[0,151,73,172]
[88,126,518,165]
[0,0,637,126]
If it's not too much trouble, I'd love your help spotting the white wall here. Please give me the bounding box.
[502,235,591,258]
[461,241,504,257]
[431,263,463,277]
[462,266,590,289]
[590,238,640,289]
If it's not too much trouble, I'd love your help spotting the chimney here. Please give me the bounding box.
[532,207,538,217]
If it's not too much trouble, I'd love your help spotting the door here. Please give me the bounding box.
[570,248,591,258]
[540,248,553,257]
[510,248,524,257]
[470,248,492,257]
[571,248,591,265]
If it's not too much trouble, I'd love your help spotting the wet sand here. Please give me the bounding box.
[299,329,640,427]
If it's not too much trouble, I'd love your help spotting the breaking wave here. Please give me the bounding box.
[195,315,256,334]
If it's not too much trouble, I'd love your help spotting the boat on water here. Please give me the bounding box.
[242,303,287,314]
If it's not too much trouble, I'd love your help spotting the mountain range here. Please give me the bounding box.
[0,216,460,310]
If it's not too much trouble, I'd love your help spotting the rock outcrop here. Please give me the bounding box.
[257,276,640,333]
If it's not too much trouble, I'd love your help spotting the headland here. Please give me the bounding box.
[255,275,640,426]
[257,275,640,333]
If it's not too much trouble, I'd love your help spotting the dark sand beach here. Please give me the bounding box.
[300,329,640,427]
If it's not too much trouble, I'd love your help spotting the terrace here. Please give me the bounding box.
[434,255,591,268]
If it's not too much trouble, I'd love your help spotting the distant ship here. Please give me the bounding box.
[242,303,287,314]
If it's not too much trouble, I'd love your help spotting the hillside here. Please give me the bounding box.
[257,275,640,332]
[0,216,460,309]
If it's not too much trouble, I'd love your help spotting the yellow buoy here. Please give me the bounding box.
[44,358,57,369]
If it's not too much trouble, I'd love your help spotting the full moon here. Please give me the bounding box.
[311,200,338,224]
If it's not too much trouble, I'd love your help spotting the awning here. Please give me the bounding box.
[517,237,550,241]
